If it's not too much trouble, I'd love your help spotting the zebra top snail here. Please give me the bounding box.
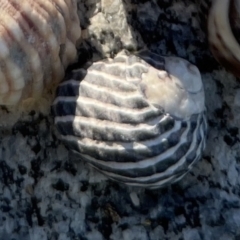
[0,0,80,106]
[52,50,207,189]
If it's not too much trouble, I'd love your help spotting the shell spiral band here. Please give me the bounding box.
[53,50,207,189]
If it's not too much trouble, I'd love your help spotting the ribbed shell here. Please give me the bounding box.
[53,50,207,189]
[0,0,80,105]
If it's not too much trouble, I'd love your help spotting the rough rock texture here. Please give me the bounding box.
[0,0,239,239]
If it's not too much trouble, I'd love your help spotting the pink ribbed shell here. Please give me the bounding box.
[0,0,81,105]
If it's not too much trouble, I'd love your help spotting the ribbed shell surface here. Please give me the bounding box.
[0,0,80,105]
[53,50,207,189]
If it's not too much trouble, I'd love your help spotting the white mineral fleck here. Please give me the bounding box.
[130,192,140,207]
[86,230,104,240]
[122,226,148,240]
[183,228,201,240]
[29,227,47,240]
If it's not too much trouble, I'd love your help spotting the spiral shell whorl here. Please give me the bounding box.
[208,0,240,77]
[0,0,80,105]
[53,50,207,189]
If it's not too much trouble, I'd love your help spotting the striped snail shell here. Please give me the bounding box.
[208,0,240,77]
[0,0,80,106]
[52,50,207,189]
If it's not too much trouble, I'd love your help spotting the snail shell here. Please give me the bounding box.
[208,0,240,77]
[0,0,80,105]
[52,50,207,189]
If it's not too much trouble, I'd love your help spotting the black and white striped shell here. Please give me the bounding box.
[52,50,207,189]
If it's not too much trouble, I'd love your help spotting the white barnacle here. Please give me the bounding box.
[141,56,204,120]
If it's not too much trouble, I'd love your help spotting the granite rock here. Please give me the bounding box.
[0,0,239,239]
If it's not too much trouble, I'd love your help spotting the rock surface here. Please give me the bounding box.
[0,0,239,239]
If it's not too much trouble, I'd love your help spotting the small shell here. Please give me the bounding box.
[0,0,81,105]
[52,50,207,189]
[208,0,240,77]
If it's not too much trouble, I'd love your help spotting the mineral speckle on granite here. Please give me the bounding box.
[0,0,240,239]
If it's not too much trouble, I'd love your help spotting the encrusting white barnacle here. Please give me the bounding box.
[208,0,240,77]
[52,50,207,189]
[0,0,81,106]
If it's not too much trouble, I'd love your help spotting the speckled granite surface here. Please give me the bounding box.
[1,0,240,239]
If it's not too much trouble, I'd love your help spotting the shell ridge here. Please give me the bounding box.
[70,119,191,173]
[58,118,179,154]
[0,9,44,97]
[87,69,138,92]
